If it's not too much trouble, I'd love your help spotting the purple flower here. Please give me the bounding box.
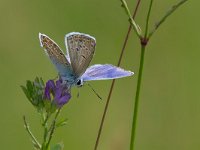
[44,80,55,100]
[44,79,71,108]
[54,89,71,108]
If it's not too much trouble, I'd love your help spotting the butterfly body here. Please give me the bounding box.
[39,32,134,89]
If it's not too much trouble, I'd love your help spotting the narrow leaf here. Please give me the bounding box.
[56,118,68,128]
[26,80,34,95]
[21,86,31,100]
[50,143,64,150]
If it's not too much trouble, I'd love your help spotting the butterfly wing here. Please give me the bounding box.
[65,32,96,77]
[39,33,74,79]
[81,64,134,81]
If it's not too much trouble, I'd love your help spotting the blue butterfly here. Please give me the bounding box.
[39,32,134,89]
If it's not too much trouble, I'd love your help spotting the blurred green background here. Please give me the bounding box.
[0,0,199,149]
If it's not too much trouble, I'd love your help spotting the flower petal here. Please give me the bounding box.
[47,80,56,90]
[54,92,71,108]
[44,80,56,100]
[56,79,62,87]
[54,88,62,100]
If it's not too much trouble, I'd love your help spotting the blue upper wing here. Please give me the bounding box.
[81,64,134,81]
[39,33,74,82]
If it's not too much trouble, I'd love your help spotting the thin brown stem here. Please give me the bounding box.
[94,1,141,150]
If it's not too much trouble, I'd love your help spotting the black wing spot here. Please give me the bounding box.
[81,55,86,59]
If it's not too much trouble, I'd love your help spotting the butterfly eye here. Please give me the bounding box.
[76,79,83,87]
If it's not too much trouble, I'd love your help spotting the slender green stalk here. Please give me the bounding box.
[144,0,154,38]
[43,113,50,126]
[148,0,188,38]
[130,1,153,149]
[120,0,142,38]
[130,45,146,150]
[41,113,49,150]
[23,116,41,149]
[46,108,61,149]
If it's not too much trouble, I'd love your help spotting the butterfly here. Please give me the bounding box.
[39,32,134,89]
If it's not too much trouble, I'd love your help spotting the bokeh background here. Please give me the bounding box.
[0,0,199,150]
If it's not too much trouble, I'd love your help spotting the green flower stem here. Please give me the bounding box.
[144,0,153,38]
[120,0,142,39]
[23,116,41,149]
[130,45,146,150]
[130,1,153,150]
[46,108,61,149]
[42,113,49,150]
[43,113,50,126]
[148,0,188,39]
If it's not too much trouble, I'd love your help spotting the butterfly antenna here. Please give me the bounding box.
[77,88,80,98]
[87,83,102,100]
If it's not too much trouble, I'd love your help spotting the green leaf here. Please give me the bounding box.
[35,77,39,83]
[21,78,45,109]
[50,143,64,150]
[56,118,68,128]
[21,85,31,100]
[21,85,36,106]
[26,80,33,94]
[39,77,45,87]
